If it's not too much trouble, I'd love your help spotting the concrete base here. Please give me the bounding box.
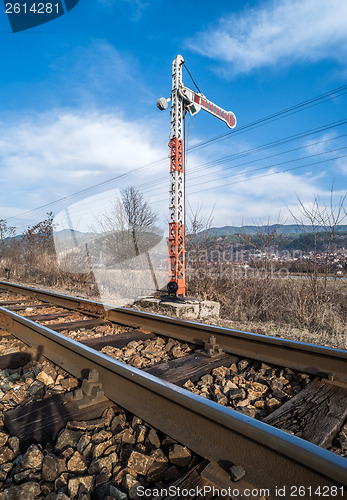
[135,296,220,320]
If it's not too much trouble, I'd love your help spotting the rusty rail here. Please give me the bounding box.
[1,281,346,382]
[0,304,346,496]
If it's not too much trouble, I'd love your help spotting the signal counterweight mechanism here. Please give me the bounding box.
[157,55,237,296]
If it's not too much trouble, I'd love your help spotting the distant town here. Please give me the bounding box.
[186,224,347,276]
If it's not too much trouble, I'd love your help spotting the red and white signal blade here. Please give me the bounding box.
[193,94,236,129]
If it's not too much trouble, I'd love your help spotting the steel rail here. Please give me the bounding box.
[1,281,346,382]
[0,305,346,497]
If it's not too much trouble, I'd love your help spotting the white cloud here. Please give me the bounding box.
[49,40,153,108]
[1,111,164,174]
[185,166,346,226]
[1,109,344,232]
[302,133,347,175]
[97,0,148,21]
[0,109,168,225]
[337,158,347,175]
[304,133,337,155]
[187,0,347,74]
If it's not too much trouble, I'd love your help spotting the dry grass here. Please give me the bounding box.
[1,250,346,350]
[186,265,346,346]
[1,252,99,298]
[204,318,346,349]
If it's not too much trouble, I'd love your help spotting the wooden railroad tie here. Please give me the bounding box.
[4,370,111,452]
[25,312,73,322]
[80,329,157,350]
[263,378,347,448]
[144,353,239,387]
[0,350,33,370]
[0,300,41,306]
[49,318,109,332]
[7,303,52,311]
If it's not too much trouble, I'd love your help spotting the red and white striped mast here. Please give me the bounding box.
[157,55,236,296]
[168,54,185,296]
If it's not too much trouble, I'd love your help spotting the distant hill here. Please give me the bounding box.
[200,224,347,237]
[191,224,347,253]
[4,226,347,254]
[4,229,91,242]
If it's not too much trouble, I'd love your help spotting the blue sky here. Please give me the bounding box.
[0,0,346,233]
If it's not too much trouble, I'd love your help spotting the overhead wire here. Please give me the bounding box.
[135,120,347,196]
[187,145,347,191]
[187,85,347,152]
[186,119,347,177]
[145,145,347,200]
[6,85,347,224]
[5,154,169,222]
[187,133,347,183]
[9,120,347,223]
[188,153,347,195]
[149,152,347,205]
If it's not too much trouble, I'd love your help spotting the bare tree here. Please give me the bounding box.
[0,219,16,258]
[186,202,214,237]
[121,186,158,258]
[90,186,161,278]
[313,189,346,287]
[290,188,346,287]
[121,186,158,229]
[87,186,163,297]
[93,187,159,260]
[288,187,346,327]
[22,212,55,257]
[185,203,215,296]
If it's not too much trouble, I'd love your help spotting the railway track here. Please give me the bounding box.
[0,280,346,499]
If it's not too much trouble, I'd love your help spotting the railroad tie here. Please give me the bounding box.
[263,378,347,448]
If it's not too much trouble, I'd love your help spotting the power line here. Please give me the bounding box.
[136,120,347,196]
[187,145,347,191]
[188,153,347,195]
[5,155,169,222]
[146,146,346,199]
[6,86,347,223]
[187,85,347,152]
[187,121,347,178]
[149,152,347,204]
[53,143,347,216]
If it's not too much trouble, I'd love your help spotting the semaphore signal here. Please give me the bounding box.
[157,54,237,296]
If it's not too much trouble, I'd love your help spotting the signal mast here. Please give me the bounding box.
[157,54,236,296]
